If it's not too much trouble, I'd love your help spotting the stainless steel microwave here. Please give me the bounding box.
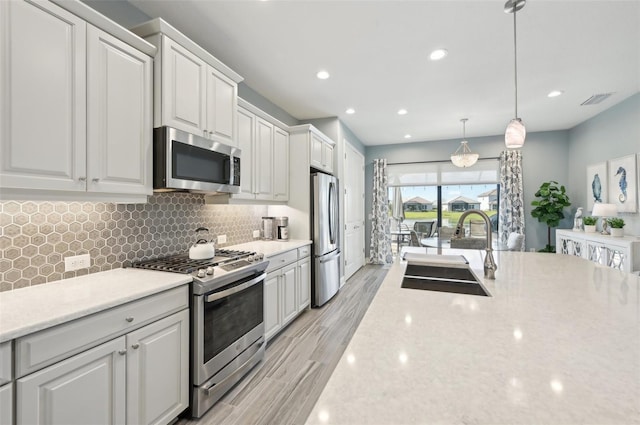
[153,126,240,194]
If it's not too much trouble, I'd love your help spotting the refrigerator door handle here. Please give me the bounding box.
[329,181,336,245]
[319,249,341,263]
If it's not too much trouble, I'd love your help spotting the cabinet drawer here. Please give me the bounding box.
[0,341,11,384]
[298,245,311,259]
[15,285,188,378]
[266,249,298,273]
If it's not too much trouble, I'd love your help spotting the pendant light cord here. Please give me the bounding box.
[513,8,518,118]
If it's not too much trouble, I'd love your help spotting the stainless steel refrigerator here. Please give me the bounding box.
[311,172,341,307]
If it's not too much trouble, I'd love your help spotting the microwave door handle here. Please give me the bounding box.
[205,272,266,303]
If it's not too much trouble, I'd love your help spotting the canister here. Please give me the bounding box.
[262,217,275,240]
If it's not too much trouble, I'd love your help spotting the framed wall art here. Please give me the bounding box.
[607,154,637,213]
[586,162,608,211]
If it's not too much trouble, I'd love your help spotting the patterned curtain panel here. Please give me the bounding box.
[499,150,525,250]
[369,159,393,264]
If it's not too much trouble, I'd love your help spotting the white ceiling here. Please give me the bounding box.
[128,0,640,146]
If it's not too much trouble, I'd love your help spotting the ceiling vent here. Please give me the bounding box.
[581,93,614,106]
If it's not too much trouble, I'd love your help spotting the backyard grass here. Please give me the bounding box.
[404,210,496,224]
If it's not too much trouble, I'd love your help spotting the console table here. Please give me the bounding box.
[556,229,640,273]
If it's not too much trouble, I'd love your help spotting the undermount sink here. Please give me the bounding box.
[402,263,490,297]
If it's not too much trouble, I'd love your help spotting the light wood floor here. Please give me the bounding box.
[179,264,388,425]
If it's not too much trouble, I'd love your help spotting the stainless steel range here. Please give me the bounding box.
[132,249,269,418]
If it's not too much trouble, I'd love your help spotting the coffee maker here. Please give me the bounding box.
[275,217,289,241]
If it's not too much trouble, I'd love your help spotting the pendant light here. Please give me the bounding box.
[504,0,526,149]
[451,118,479,168]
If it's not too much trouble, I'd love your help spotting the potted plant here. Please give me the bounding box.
[607,217,625,237]
[583,216,597,233]
[531,181,571,252]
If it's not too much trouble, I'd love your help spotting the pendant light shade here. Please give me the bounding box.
[504,0,526,149]
[505,118,526,148]
[451,118,478,168]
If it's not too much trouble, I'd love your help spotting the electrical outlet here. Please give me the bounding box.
[217,234,227,244]
[64,254,90,272]
[253,229,261,238]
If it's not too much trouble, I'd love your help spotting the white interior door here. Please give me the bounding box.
[343,140,365,280]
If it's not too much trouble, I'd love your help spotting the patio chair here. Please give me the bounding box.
[469,220,487,238]
[413,221,435,238]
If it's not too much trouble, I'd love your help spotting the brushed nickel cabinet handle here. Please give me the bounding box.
[131,343,140,349]
[125,317,134,322]
[118,349,127,355]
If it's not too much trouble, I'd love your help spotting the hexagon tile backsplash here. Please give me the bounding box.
[0,193,267,291]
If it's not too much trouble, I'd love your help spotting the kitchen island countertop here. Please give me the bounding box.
[0,268,190,342]
[306,248,640,424]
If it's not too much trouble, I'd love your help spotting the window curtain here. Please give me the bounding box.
[498,150,525,250]
[369,159,393,264]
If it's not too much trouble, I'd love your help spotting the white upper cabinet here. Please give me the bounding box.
[0,0,87,192]
[310,131,335,174]
[225,100,289,203]
[161,36,207,135]
[254,117,274,200]
[0,0,154,202]
[206,67,237,145]
[87,26,152,196]
[273,126,290,201]
[130,19,241,147]
[236,107,256,198]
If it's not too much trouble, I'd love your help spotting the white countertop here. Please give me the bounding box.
[307,248,640,424]
[0,268,191,342]
[228,239,311,257]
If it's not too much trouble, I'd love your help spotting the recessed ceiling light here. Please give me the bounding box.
[345,108,355,114]
[548,90,564,98]
[429,49,448,61]
[316,70,330,80]
[397,109,408,115]
[404,134,412,139]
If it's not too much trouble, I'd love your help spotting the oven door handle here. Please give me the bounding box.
[205,272,266,303]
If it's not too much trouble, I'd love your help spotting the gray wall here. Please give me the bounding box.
[566,93,640,236]
[82,0,151,27]
[238,84,299,126]
[365,130,571,253]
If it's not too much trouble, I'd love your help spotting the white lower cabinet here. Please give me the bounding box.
[14,287,189,425]
[297,255,311,312]
[18,336,127,425]
[264,246,312,342]
[126,309,189,425]
[0,383,13,425]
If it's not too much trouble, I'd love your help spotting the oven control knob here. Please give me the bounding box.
[248,255,255,262]
[197,269,206,278]
[256,253,264,261]
[206,266,214,275]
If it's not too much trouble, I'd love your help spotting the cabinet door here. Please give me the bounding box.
[272,127,289,201]
[254,117,274,200]
[234,107,256,199]
[161,36,206,136]
[322,142,334,173]
[0,0,86,191]
[206,67,237,145]
[297,257,311,312]
[17,337,126,425]
[0,383,12,425]
[126,309,189,425]
[281,263,298,325]
[310,133,324,170]
[264,272,281,341]
[87,26,152,196]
